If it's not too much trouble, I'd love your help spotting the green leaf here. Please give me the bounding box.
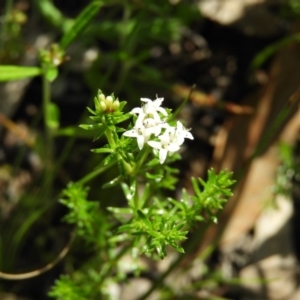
[191,177,201,197]
[101,153,117,166]
[44,65,58,82]
[137,210,152,228]
[55,126,95,138]
[251,33,300,70]
[46,102,60,130]
[79,123,103,130]
[113,113,132,124]
[117,157,126,177]
[93,127,106,141]
[60,1,102,49]
[91,147,113,154]
[86,106,96,115]
[174,221,186,231]
[148,230,161,238]
[0,66,41,81]
[34,0,74,33]
[102,176,122,189]
[169,242,185,253]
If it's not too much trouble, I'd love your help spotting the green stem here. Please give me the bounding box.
[133,146,151,175]
[77,160,117,186]
[104,127,117,149]
[42,72,54,194]
[133,179,139,210]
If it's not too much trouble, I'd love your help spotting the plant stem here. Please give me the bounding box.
[133,146,151,175]
[133,179,139,210]
[42,73,54,195]
[77,160,117,186]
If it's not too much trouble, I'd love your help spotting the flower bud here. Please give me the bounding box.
[99,93,105,102]
[105,96,113,107]
[112,100,120,110]
[100,102,107,111]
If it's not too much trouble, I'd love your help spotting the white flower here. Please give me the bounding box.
[130,97,168,122]
[167,121,194,146]
[147,121,193,164]
[123,125,156,150]
[123,96,193,163]
[140,97,168,116]
[148,131,181,164]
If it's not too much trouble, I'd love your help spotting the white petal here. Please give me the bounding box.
[137,135,145,150]
[131,107,142,114]
[143,118,156,128]
[159,149,168,164]
[159,132,171,143]
[140,98,152,103]
[157,107,168,116]
[123,129,138,137]
[153,125,162,136]
[176,136,185,145]
[136,113,146,127]
[176,121,184,129]
[160,121,170,129]
[184,131,194,140]
[153,98,164,107]
[147,141,161,149]
[167,143,180,152]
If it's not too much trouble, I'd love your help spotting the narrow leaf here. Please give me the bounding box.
[191,177,201,197]
[60,1,102,49]
[93,127,106,141]
[79,123,103,130]
[55,126,94,138]
[137,210,152,228]
[0,66,41,81]
[91,147,113,154]
[34,0,73,32]
[102,176,122,188]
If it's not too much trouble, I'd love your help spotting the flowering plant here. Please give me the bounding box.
[0,0,235,297]
[45,90,236,299]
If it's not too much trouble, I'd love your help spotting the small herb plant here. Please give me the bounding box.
[0,1,235,298]
[48,90,235,299]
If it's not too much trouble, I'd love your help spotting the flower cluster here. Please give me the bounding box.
[123,97,193,164]
[95,90,120,113]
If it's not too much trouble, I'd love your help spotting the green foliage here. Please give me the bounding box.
[0,65,41,81]
[59,1,103,50]
[251,33,300,70]
[131,210,187,259]
[48,86,235,298]
[48,275,86,300]
[60,183,97,237]
[273,141,300,198]
[191,169,235,223]
[33,0,73,33]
